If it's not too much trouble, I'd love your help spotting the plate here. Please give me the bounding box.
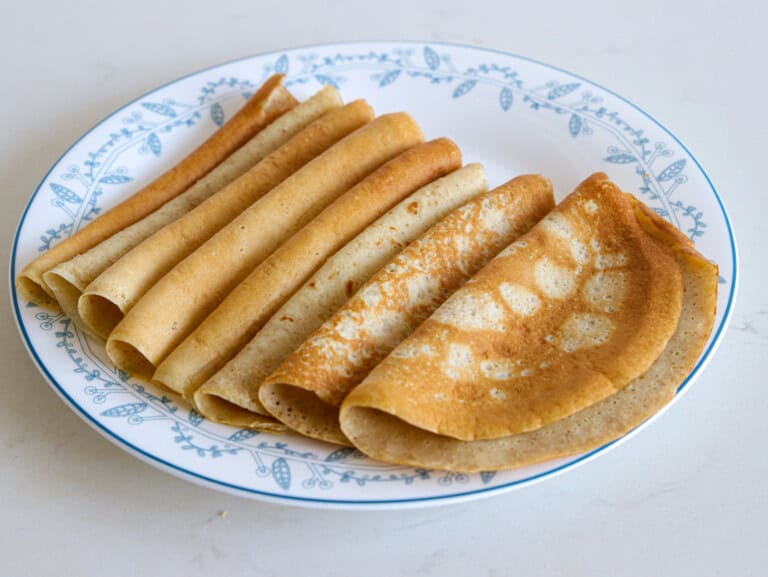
[10,41,737,509]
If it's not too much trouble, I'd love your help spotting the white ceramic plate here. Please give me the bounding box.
[10,41,737,509]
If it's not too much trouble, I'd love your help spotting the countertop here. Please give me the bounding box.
[2,1,765,575]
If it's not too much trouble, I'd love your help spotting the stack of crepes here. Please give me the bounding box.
[17,74,719,472]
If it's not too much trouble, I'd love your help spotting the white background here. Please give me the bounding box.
[2,1,765,575]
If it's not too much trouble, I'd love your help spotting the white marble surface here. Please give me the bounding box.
[1,1,765,575]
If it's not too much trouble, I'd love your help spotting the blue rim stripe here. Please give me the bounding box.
[9,40,738,507]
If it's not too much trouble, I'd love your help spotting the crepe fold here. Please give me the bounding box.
[260,174,556,444]
[340,173,717,471]
[17,74,295,309]
[79,97,369,340]
[194,164,488,430]
[154,138,462,399]
[44,86,342,335]
[106,111,424,378]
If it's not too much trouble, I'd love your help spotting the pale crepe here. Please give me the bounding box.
[106,112,424,378]
[16,74,295,309]
[260,175,555,444]
[194,163,488,430]
[340,186,717,472]
[154,138,462,399]
[43,86,342,335]
[79,99,372,339]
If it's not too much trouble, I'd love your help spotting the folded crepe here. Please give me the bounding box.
[194,163,488,430]
[44,86,342,335]
[107,111,424,378]
[259,174,555,444]
[340,173,717,471]
[154,138,463,399]
[16,74,295,309]
[78,97,370,340]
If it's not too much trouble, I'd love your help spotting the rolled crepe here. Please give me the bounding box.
[154,138,462,399]
[44,86,342,334]
[107,112,424,378]
[80,98,372,339]
[16,74,295,309]
[194,163,488,430]
[341,179,717,472]
[260,174,556,444]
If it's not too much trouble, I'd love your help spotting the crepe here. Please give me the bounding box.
[338,172,686,441]
[16,74,295,309]
[79,98,372,339]
[259,174,555,444]
[194,163,488,430]
[154,138,462,399]
[106,111,424,378]
[340,181,717,471]
[43,86,342,335]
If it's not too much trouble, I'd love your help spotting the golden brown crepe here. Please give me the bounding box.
[153,138,463,399]
[339,173,716,472]
[16,74,296,309]
[43,86,342,335]
[106,112,424,379]
[193,164,488,430]
[79,98,371,340]
[259,174,555,444]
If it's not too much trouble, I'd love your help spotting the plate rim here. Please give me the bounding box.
[9,40,739,509]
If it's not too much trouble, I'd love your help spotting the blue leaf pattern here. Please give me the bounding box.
[452,79,477,99]
[379,69,401,87]
[423,46,440,70]
[100,402,147,417]
[325,447,360,462]
[50,183,82,204]
[480,471,497,484]
[657,159,686,181]
[141,102,177,117]
[314,74,338,88]
[147,133,161,156]
[228,429,258,442]
[274,54,289,74]
[499,87,514,111]
[189,408,204,427]
[604,153,637,164]
[210,102,225,127]
[99,174,133,184]
[547,83,581,99]
[569,114,582,137]
[272,458,291,490]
